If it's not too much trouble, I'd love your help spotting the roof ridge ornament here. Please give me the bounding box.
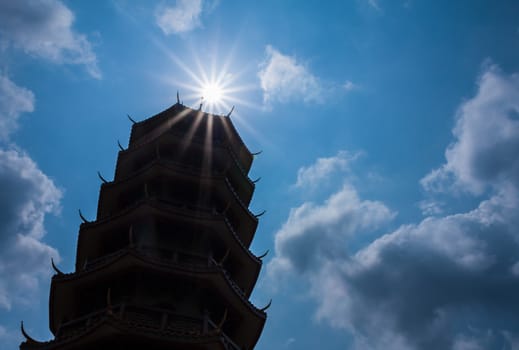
[260,299,272,312]
[127,114,137,124]
[252,150,263,156]
[254,210,266,218]
[21,321,42,344]
[51,258,64,276]
[258,249,269,260]
[97,171,108,184]
[252,177,261,184]
[79,209,91,224]
[117,140,126,151]
[227,106,235,118]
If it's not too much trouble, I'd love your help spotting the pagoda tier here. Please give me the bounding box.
[127,104,253,172]
[114,123,255,205]
[75,200,262,295]
[50,250,265,348]
[21,103,267,350]
[96,160,258,238]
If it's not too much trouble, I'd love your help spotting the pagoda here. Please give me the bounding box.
[20,100,269,350]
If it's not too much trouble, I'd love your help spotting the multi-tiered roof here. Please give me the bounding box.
[21,102,269,350]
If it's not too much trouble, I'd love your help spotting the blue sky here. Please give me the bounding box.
[1,0,519,349]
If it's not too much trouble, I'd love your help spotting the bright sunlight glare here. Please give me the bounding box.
[201,83,224,104]
[159,46,260,117]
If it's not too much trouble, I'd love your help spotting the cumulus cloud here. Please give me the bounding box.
[0,0,101,78]
[0,75,34,141]
[258,45,323,105]
[0,148,62,310]
[334,193,519,349]
[268,65,519,349]
[421,66,519,196]
[156,0,205,35]
[294,150,361,188]
[268,184,395,279]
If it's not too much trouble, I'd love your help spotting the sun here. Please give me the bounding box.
[194,75,233,113]
[201,82,224,105]
[160,46,259,116]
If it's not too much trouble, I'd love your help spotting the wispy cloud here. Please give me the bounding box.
[418,199,444,216]
[343,80,358,92]
[0,0,101,78]
[258,45,323,105]
[294,150,361,189]
[285,337,296,347]
[0,75,34,141]
[367,0,382,11]
[155,0,206,35]
[268,65,519,349]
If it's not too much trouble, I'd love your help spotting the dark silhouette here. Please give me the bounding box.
[21,101,268,349]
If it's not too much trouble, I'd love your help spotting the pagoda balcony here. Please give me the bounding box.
[22,303,241,350]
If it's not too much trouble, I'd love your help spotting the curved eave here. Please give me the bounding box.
[50,250,266,348]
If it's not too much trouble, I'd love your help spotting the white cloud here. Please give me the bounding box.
[343,80,357,91]
[0,148,62,310]
[0,0,101,78]
[0,75,34,141]
[294,150,360,188]
[156,0,204,35]
[367,0,382,11]
[421,65,519,196]
[269,66,519,349]
[418,199,444,216]
[258,45,323,105]
[270,180,519,350]
[285,337,295,347]
[268,184,395,279]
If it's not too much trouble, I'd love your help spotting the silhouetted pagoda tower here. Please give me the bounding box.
[21,100,269,350]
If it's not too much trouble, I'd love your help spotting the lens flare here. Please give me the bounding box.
[201,82,224,105]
